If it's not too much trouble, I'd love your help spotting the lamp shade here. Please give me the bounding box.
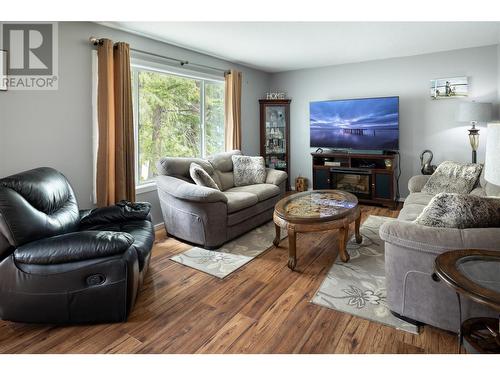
[484,123,500,186]
[457,102,493,123]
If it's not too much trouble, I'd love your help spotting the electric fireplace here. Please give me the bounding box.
[330,169,371,200]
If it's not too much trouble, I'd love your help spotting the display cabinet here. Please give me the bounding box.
[259,99,291,189]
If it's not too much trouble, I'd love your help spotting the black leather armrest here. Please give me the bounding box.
[80,201,152,228]
[14,231,134,265]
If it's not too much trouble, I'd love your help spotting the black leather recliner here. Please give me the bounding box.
[0,167,154,324]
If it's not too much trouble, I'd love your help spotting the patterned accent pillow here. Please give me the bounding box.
[421,161,483,195]
[232,155,267,187]
[189,163,220,190]
[415,192,500,229]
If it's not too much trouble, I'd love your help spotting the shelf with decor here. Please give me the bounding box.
[260,99,291,189]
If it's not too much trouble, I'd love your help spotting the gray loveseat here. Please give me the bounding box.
[156,150,287,248]
[380,169,500,332]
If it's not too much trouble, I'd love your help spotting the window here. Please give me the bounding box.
[132,65,225,186]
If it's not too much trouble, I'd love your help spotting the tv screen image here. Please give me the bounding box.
[310,96,399,151]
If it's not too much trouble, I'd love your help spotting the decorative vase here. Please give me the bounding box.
[420,150,437,175]
[295,177,308,192]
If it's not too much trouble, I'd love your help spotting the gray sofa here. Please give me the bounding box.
[380,170,500,332]
[156,150,287,248]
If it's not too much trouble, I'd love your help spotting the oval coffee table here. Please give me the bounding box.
[273,190,362,271]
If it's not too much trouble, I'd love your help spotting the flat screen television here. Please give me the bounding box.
[310,96,399,151]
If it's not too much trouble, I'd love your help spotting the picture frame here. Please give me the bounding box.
[430,76,468,99]
[0,50,7,91]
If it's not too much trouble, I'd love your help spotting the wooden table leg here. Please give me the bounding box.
[338,225,350,263]
[273,224,281,247]
[287,228,297,270]
[355,211,362,244]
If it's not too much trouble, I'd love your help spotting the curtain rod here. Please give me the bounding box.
[89,37,230,75]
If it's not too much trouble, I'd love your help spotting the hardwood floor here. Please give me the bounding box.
[0,205,458,354]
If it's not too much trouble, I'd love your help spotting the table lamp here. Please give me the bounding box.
[485,123,500,186]
[457,102,492,163]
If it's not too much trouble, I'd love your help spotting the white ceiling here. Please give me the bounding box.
[104,22,500,73]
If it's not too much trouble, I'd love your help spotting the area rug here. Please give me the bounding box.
[170,221,287,279]
[311,215,419,334]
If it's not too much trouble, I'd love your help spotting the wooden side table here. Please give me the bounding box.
[434,249,500,354]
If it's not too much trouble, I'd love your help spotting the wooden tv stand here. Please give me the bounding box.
[311,152,397,209]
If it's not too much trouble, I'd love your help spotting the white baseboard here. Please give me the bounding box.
[154,222,165,231]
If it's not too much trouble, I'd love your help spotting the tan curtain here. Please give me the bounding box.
[224,69,242,151]
[96,39,135,207]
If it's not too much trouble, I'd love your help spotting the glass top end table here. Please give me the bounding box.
[435,249,500,354]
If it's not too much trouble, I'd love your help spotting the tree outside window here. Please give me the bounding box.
[133,68,225,184]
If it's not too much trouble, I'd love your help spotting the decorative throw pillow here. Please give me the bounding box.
[232,155,266,187]
[415,192,500,229]
[189,163,220,190]
[421,161,483,195]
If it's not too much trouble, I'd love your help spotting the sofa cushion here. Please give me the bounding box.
[189,163,220,190]
[226,184,280,202]
[214,170,235,191]
[172,174,194,184]
[227,194,281,226]
[223,191,259,213]
[265,168,288,186]
[403,192,435,206]
[408,175,431,193]
[470,187,487,197]
[208,150,242,172]
[421,161,482,195]
[211,172,222,191]
[232,155,266,187]
[415,193,500,229]
[156,175,227,204]
[157,157,214,178]
[397,203,427,222]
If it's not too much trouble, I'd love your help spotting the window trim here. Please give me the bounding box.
[131,57,224,84]
[136,181,158,195]
[131,59,225,189]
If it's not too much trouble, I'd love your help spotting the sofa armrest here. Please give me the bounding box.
[14,231,134,265]
[156,175,227,204]
[408,175,431,193]
[379,220,500,255]
[265,168,288,186]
